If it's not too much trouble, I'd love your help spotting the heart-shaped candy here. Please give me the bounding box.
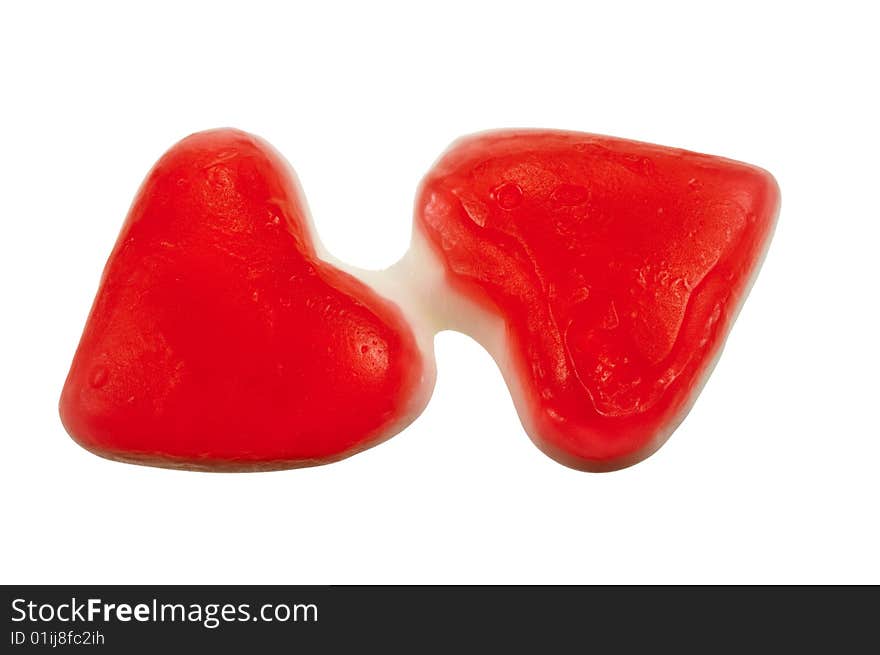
[60,129,432,470]
[415,130,779,470]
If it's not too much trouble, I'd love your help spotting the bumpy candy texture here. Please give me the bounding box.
[60,128,778,471]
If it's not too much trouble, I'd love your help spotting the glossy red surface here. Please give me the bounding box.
[60,129,424,469]
[417,130,779,470]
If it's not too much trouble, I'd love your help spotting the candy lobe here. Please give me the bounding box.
[416,130,779,470]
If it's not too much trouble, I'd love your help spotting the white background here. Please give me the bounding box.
[1,1,877,584]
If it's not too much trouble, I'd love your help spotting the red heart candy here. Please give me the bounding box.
[416,130,779,471]
[60,129,430,470]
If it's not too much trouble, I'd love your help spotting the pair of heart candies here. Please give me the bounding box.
[60,128,779,472]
